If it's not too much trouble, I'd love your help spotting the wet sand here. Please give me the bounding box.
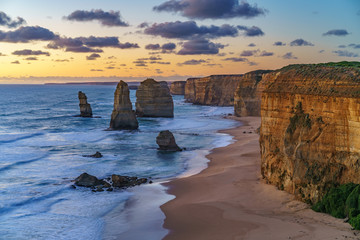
[161,116,357,240]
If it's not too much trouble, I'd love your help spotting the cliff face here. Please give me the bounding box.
[170,81,186,95]
[184,75,242,106]
[234,70,272,117]
[136,78,174,118]
[110,81,138,130]
[260,64,360,203]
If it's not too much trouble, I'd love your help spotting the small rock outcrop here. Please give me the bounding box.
[170,81,186,95]
[73,172,148,192]
[83,151,103,158]
[156,130,182,151]
[136,79,174,118]
[78,91,93,117]
[109,81,138,130]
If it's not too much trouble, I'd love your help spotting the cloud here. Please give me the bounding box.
[153,0,266,19]
[273,41,286,46]
[349,43,360,49]
[223,57,248,62]
[282,52,297,59]
[237,25,264,37]
[145,42,176,53]
[54,59,70,62]
[162,42,176,50]
[177,59,207,66]
[145,44,160,50]
[11,60,20,64]
[319,50,325,53]
[248,43,256,47]
[323,29,349,36]
[0,11,26,28]
[177,38,225,55]
[86,53,101,60]
[290,38,314,46]
[47,36,139,52]
[240,50,258,56]
[25,57,38,61]
[0,52,6,56]
[90,69,103,71]
[12,49,50,56]
[0,26,56,43]
[338,45,347,48]
[144,21,238,39]
[258,50,273,57]
[133,59,147,67]
[64,9,128,27]
[138,22,149,28]
[333,50,359,57]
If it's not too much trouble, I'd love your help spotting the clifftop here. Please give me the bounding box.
[264,62,360,97]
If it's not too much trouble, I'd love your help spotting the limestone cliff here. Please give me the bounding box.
[78,91,92,117]
[136,78,174,118]
[259,63,360,203]
[234,70,272,116]
[170,81,186,95]
[109,81,138,130]
[184,75,242,106]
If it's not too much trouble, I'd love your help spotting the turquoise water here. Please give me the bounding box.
[0,84,238,240]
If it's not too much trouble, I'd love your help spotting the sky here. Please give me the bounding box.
[0,0,359,84]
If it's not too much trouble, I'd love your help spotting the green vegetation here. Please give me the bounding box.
[312,183,360,229]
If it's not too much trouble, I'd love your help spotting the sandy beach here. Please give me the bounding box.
[161,116,358,240]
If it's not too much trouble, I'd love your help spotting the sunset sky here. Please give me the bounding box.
[0,0,359,84]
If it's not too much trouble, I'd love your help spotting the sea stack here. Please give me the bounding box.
[170,81,186,95]
[109,81,138,130]
[78,91,92,117]
[135,78,174,118]
[156,130,181,151]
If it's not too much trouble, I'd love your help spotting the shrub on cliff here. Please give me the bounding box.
[312,183,360,229]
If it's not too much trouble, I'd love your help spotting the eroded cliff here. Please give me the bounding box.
[234,70,272,116]
[170,81,186,95]
[260,62,360,203]
[184,75,242,106]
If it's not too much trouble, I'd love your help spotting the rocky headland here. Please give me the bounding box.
[259,62,360,204]
[170,81,186,95]
[78,91,93,117]
[109,80,139,130]
[184,75,242,106]
[136,78,174,118]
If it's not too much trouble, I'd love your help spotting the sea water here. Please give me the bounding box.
[0,84,238,240]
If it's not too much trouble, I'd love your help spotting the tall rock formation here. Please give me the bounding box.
[259,63,360,204]
[234,70,272,117]
[109,81,138,130]
[78,91,93,117]
[170,81,186,95]
[156,130,182,151]
[135,78,174,118]
[184,75,242,106]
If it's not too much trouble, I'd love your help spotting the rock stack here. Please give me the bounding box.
[78,91,93,117]
[170,81,186,95]
[156,130,181,151]
[109,81,138,130]
[135,78,174,118]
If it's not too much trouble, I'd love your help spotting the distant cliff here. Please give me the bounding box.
[234,70,272,117]
[259,62,360,203]
[184,75,243,106]
[170,81,186,95]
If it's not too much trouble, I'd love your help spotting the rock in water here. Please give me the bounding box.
[75,173,105,187]
[78,91,93,117]
[135,78,174,118]
[83,151,103,158]
[156,130,182,151]
[110,81,139,130]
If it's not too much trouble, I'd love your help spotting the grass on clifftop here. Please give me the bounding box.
[312,183,360,229]
[282,61,360,70]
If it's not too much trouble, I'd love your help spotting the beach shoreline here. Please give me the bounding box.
[160,116,358,240]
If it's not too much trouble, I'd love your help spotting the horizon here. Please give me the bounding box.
[0,0,359,84]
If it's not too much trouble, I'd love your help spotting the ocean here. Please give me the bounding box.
[0,84,238,240]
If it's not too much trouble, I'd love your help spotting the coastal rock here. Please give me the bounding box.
[259,63,360,204]
[78,91,93,117]
[109,80,139,130]
[112,174,148,188]
[75,173,105,187]
[234,70,272,117]
[156,130,182,151]
[184,75,242,106]
[83,151,103,158]
[170,81,186,95]
[135,78,174,118]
